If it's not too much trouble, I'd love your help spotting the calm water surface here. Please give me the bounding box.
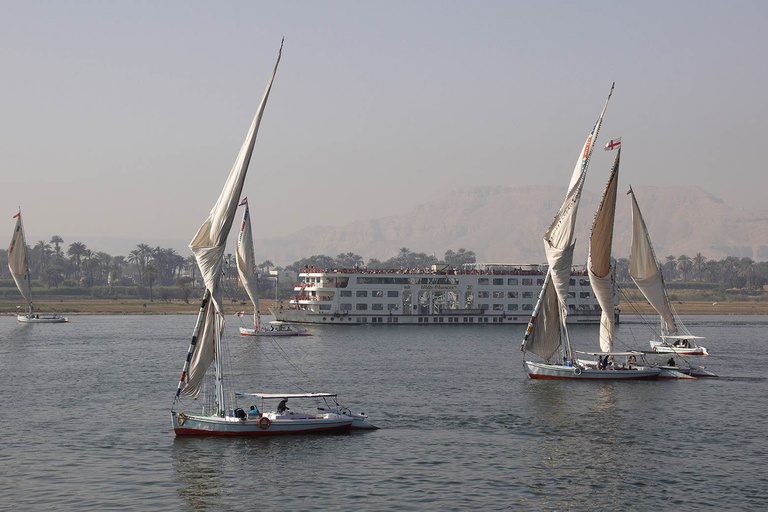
[1,314,767,511]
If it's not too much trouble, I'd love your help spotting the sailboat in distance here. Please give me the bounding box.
[521,85,660,380]
[236,198,310,337]
[8,210,68,323]
[627,187,709,357]
[171,42,375,435]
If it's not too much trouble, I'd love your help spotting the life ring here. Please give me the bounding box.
[258,416,271,429]
[573,366,582,376]
[177,412,187,426]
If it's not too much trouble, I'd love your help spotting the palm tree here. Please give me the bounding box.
[34,240,52,273]
[397,247,411,268]
[50,235,64,258]
[143,263,158,301]
[67,242,87,281]
[185,255,198,287]
[693,253,707,282]
[677,255,692,282]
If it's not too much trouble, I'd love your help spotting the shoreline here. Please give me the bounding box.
[3,298,768,316]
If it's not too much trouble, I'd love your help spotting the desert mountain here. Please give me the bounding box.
[256,186,768,266]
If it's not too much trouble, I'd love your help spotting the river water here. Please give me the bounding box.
[1,314,766,511]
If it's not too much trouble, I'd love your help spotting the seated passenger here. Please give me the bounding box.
[248,405,260,417]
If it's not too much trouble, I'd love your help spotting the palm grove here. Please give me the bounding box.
[0,237,766,303]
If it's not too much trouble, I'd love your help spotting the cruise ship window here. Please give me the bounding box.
[537,279,544,285]
[319,305,331,311]
[567,291,575,298]
[522,278,533,286]
[522,304,533,311]
[507,304,518,310]
[580,279,590,286]
[372,290,384,298]
[355,304,368,310]
[480,304,489,310]
[493,291,504,298]
[570,278,575,285]
[340,290,352,297]
[522,291,533,298]
[340,303,352,310]
[493,304,504,311]
[356,290,368,297]
[387,304,398,310]
[508,291,518,298]
[508,278,518,285]
[580,292,590,298]
[478,278,489,285]
[478,291,489,298]
[387,291,399,297]
[493,278,503,285]
[372,304,384,310]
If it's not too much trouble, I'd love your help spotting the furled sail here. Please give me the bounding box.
[628,187,677,335]
[236,198,259,329]
[588,149,621,352]
[8,212,32,308]
[181,43,282,398]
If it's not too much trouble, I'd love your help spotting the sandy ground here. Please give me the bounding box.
[2,298,768,316]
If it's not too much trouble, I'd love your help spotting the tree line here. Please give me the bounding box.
[1,238,765,300]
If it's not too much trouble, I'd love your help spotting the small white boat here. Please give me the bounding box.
[650,338,709,356]
[240,320,312,337]
[174,393,377,436]
[8,211,68,324]
[525,360,660,380]
[18,313,69,324]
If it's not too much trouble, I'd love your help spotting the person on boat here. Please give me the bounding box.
[667,357,676,367]
[249,405,260,417]
[628,355,637,369]
[277,399,289,414]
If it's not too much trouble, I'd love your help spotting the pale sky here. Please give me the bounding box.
[2,1,766,256]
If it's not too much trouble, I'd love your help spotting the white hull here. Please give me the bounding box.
[18,314,68,323]
[650,340,709,356]
[524,361,660,380]
[660,365,718,378]
[172,411,353,436]
[239,326,311,337]
[656,366,697,380]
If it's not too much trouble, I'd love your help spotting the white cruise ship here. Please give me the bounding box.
[271,264,618,326]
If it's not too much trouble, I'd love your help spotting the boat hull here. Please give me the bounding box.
[18,315,68,323]
[650,341,709,356]
[239,326,311,337]
[172,412,353,436]
[524,361,660,380]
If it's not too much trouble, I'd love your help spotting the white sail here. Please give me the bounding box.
[523,83,614,360]
[628,187,676,334]
[181,43,282,398]
[236,199,259,329]
[544,82,614,311]
[523,273,563,361]
[8,213,32,309]
[588,149,621,352]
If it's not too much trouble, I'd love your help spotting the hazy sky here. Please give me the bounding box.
[2,1,766,256]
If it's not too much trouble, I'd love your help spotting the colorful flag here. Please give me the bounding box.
[238,197,248,207]
[13,212,20,218]
[604,137,621,151]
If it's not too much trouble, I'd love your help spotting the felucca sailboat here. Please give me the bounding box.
[8,211,68,324]
[521,85,659,380]
[627,187,708,356]
[236,198,310,337]
[171,42,375,435]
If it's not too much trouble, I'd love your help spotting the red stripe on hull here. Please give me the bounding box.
[173,424,351,436]
[527,373,658,381]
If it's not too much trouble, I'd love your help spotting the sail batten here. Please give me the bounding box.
[181,42,282,398]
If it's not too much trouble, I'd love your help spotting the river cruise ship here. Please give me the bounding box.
[271,264,618,326]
